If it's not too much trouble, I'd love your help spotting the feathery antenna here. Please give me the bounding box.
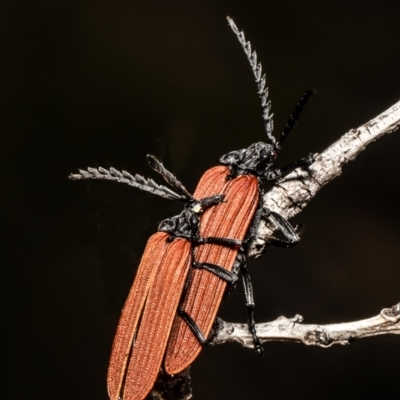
[147,155,193,200]
[227,16,275,144]
[69,167,186,201]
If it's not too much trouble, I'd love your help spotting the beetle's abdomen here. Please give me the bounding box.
[164,166,259,374]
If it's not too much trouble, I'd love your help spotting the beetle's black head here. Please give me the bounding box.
[220,141,281,181]
[225,19,315,183]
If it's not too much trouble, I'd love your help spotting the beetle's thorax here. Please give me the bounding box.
[220,141,281,181]
[158,201,203,240]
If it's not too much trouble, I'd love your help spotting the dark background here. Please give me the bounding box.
[2,1,399,399]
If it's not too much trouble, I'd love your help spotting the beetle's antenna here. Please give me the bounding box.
[147,155,193,200]
[227,16,275,145]
[69,167,187,201]
[275,90,315,151]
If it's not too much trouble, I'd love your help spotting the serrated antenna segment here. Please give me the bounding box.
[227,16,275,144]
[68,167,186,201]
[146,154,193,200]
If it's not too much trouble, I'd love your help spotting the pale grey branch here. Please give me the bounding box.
[250,100,400,257]
[210,303,400,348]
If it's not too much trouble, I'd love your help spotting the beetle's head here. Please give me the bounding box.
[220,141,281,181]
[225,19,315,183]
[187,194,225,215]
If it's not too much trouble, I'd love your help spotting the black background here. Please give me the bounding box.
[2,1,399,399]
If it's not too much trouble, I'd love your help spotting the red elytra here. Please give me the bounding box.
[107,166,259,400]
[165,168,259,374]
[107,233,191,400]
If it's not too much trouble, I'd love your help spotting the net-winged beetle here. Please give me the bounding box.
[70,17,315,400]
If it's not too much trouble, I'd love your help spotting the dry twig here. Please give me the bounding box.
[250,100,400,257]
[210,303,400,348]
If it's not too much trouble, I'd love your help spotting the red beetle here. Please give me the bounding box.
[70,17,314,400]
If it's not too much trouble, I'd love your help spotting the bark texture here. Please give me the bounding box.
[250,100,400,257]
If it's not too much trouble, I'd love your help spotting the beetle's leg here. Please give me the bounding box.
[280,153,315,173]
[240,257,263,356]
[178,249,239,345]
[175,249,209,345]
[177,308,207,345]
[198,236,242,247]
[246,201,263,242]
[263,208,301,248]
[223,250,243,298]
[192,261,238,285]
[199,194,225,209]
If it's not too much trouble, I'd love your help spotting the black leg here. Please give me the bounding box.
[240,259,263,356]
[177,307,207,345]
[223,251,244,297]
[245,190,264,243]
[280,153,315,173]
[176,249,218,345]
[176,248,196,320]
[192,261,238,285]
[198,236,242,247]
[198,194,225,210]
[263,208,300,248]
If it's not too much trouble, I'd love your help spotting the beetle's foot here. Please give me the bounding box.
[294,223,303,234]
[223,281,238,299]
[250,327,263,356]
[302,152,316,168]
[254,340,264,357]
